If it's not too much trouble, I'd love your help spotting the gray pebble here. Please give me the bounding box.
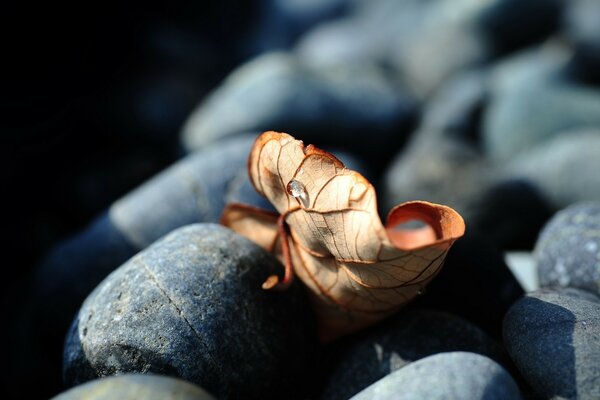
[502,130,600,209]
[503,288,600,399]
[351,352,522,400]
[32,134,270,349]
[180,52,417,165]
[483,46,600,160]
[321,308,507,400]
[535,202,600,296]
[63,224,317,400]
[52,374,215,400]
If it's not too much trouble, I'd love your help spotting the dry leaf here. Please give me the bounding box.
[221,131,465,341]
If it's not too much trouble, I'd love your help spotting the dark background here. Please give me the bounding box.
[1,1,257,397]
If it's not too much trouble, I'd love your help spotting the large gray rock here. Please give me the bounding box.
[32,135,270,362]
[502,130,600,209]
[503,288,600,399]
[381,69,493,215]
[181,52,416,165]
[63,224,318,400]
[351,352,522,400]
[52,374,215,400]
[483,46,600,160]
[297,0,491,98]
[321,309,507,400]
[535,202,600,296]
[382,130,492,216]
[565,0,600,80]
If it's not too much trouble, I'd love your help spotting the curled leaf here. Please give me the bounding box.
[222,132,465,341]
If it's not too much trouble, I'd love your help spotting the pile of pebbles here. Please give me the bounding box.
[12,0,600,398]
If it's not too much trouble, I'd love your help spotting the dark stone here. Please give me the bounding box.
[467,179,554,250]
[351,352,522,400]
[381,69,492,214]
[295,0,427,71]
[52,374,215,400]
[412,230,524,339]
[483,47,600,160]
[503,288,600,399]
[181,52,417,171]
[565,0,600,83]
[320,308,507,400]
[63,224,318,400]
[33,134,269,337]
[502,130,600,209]
[477,0,564,55]
[386,0,490,98]
[382,130,492,220]
[420,70,488,142]
[535,202,600,296]
[245,0,350,55]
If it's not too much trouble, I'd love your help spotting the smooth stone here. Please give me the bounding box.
[476,0,564,55]
[565,0,600,82]
[245,0,350,55]
[502,130,600,209]
[181,52,417,168]
[535,202,600,296]
[351,352,522,400]
[483,47,600,160]
[413,230,524,338]
[503,288,600,399]
[466,178,554,250]
[320,308,507,400]
[382,130,492,216]
[295,0,428,70]
[63,224,317,400]
[386,0,490,98]
[33,134,270,339]
[110,134,270,248]
[420,70,488,139]
[52,374,215,400]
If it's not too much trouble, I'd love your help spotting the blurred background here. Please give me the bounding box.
[2,0,600,398]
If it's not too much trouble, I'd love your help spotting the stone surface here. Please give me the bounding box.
[565,0,600,82]
[477,0,564,55]
[110,134,270,248]
[320,308,507,400]
[502,130,600,209]
[483,47,600,160]
[63,224,317,400]
[386,0,490,98]
[412,230,524,338]
[52,374,215,400]
[181,52,417,168]
[466,178,554,250]
[503,288,600,399]
[535,202,600,296]
[32,134,269,341]
[351,352,522,400]
[245,0,350,55]
[382,131,492,216]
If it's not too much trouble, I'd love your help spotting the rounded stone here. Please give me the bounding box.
[52,374,215,400]
[502,130,600,209]
[535,202,600,296]
[503,288,600,399]
[483,53,600,161]
[29,135,272,394]
[321,308,507,400]
[350,352,522,400]
[180,52,417,168]
[412,230,524,338]
[63,224,317,400]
